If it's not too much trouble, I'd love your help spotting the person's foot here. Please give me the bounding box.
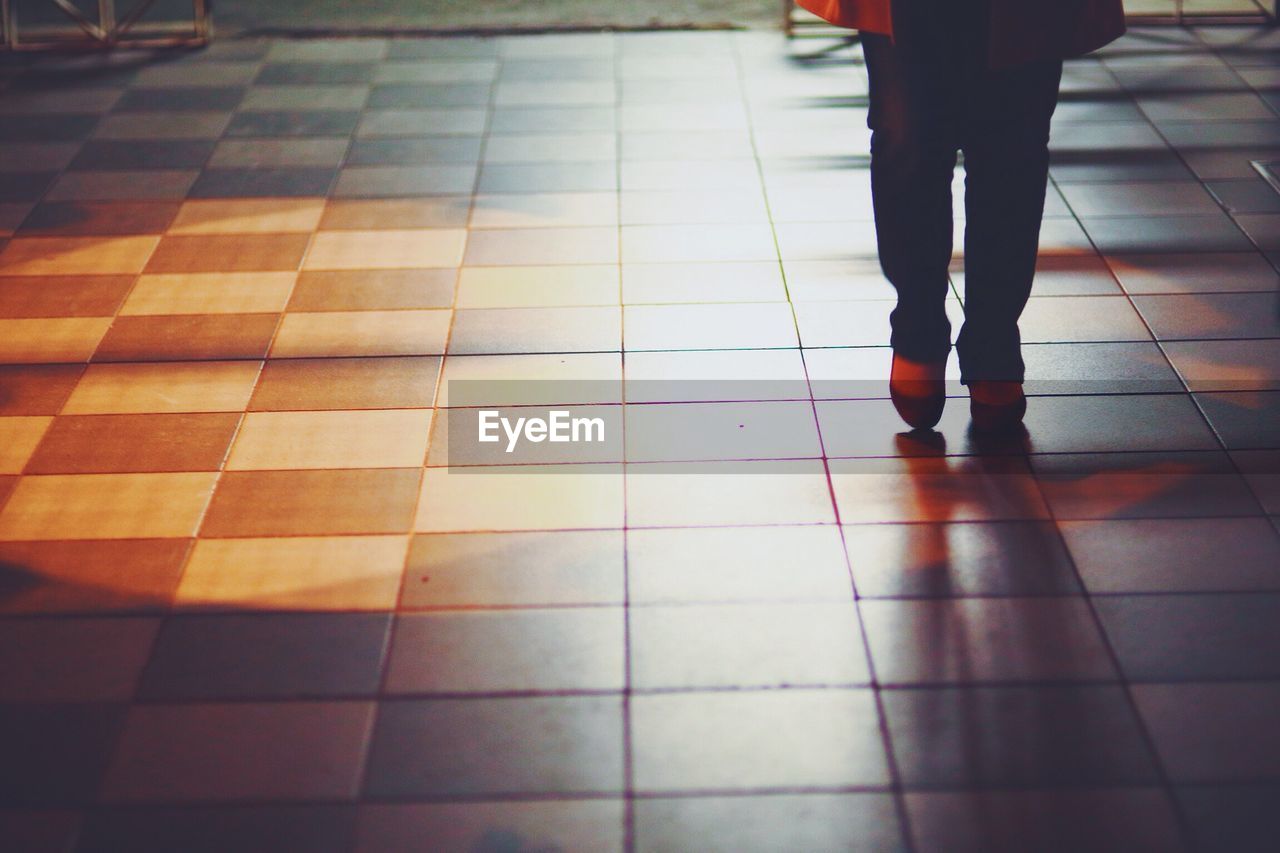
[969,380,1026,432]
[890,352,946,430]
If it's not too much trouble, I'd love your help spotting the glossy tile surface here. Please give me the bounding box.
[0,24,1277,853]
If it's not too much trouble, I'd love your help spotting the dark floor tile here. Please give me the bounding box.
[635,794,906,853]
[18,201,179,236]
[224,111,361,138]
[0,616,158,701]
[1176,784,1280,853]
[0,539,189,615]
[139,613,390,700]
[845,521,1081,598]
[0,275,134,316]
[1050,148,1195,183]
[829,455,1051,524]
[78,805,357,853]
[386,609,624,693]
[0,703,125,805]
[0,365,85,415]
[25,413,240,474]
[365,696,624,797]
[144,233,310,273]
[68,140,215,172]
[1022,394,1219,454]
[1232,449,1280,514]
[255,62,378,85]
[0,809,81,853]
[1134,682,1280,783]
[93,314,279,362]
[346,136,482,165]
[9,62,138,91]
[113,87,246,112]
[0,171,57,202]
[1107,251,1278,295]
[1208,178,1280,215]
[883,685,1160,787]
[201,469,420,537]
[905,789,1185,853]
[1081,214,1255,254]
[1195,391,1280,450]
[0,476,14,511]
[1021,342,1183,395]
[1134,293,1280,341]
[1095,593,1280,681]
[367,83,491,108]
[1061,517,1280,593]
[356,801,623,853]
[249,356,440,411]
[0,115,98,142]
[1032,451,1265,519]
[862,598,1115,685]
[101,702,375,802]
[288,269,455,312]
[188,168,336,198]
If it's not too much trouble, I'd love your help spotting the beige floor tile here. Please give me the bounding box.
[320,197,471,231]
[62,361,262,414]
[169,199,326,235]
[121,273,297,316]
[463,227,618,266]
[455,265,618,308]
[448,305,620,355]
[175,535,408,611]
[0,236,159,275]
[0,318,112,364]
[620,189,768,225]
[208,138,350,169]
[621,224,777,263]
[304,229,467,270]
[271,310,451,357]
[402,530,625,609]
[622,262,785,304]
[415,464,624,532]
[240,84,370,111]
[0,417,53,474]
[0,472,218,540]
[438,352,622,406]
[228,409,433,470]
[625,459,836,527]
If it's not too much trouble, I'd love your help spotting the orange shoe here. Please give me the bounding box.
[890,352,946,430]
[969,380,1026,432]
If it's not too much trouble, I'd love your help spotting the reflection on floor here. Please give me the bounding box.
[1,23,1279,853]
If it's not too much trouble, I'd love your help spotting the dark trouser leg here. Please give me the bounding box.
[956,59,1064,383]
[862,27,959,366]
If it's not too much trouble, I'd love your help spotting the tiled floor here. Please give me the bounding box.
[1,22,1279,853]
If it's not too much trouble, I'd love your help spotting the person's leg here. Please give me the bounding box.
[955,56,1065,384]
[861,6,962,369]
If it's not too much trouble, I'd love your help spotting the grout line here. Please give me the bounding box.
[730,29,919,853]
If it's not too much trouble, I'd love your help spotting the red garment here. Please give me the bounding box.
[794,0,1126,68]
